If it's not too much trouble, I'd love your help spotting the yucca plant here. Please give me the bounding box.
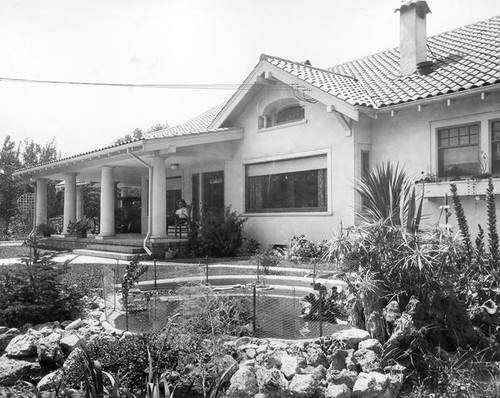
[356,162,424,232]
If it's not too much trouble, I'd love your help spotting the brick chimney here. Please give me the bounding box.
[396,0,431,75]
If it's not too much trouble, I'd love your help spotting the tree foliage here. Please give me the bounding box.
[0,135,61,237]
[112,123,168,145]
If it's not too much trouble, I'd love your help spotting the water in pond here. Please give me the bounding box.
[114,294,349,339]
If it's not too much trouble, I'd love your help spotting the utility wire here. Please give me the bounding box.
[0,76,307,91]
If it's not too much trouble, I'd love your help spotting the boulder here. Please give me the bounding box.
[324,383,351,398]
[344,349,358,372]
[33,321,61,335]
[288,372,321,397]
[328,349,347,372]
[5,332,40,358]
[331,328,370,350]
[60,334,82,353]
[358,339,382,357]
[37,369,64,391]
[37,332,63,365]
[0,329,20,353]
[280,354,300,379]
[0,355,42,386]
[256,367,289,397]
[307,348,329,368]
[327,369,358,390]
[352,372,389,398]
[353,348,381,373]
[64,319,85,331]
[226,364,258,398]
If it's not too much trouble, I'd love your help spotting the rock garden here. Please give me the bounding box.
[1,164,500,397]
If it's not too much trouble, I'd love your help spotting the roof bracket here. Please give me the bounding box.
[327,105,352,136]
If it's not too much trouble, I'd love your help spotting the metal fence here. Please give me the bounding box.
[98,257,348,339]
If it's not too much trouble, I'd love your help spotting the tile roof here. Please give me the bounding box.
[261,54,376,107]
[144,102,228,139]
[263,15,500,109]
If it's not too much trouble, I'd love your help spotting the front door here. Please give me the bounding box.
[202,171,224,214]
[192,171,224,218]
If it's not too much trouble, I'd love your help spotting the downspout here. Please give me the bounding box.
[29,179,37,238]
[127,149,153,257]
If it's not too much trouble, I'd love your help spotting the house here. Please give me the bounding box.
[13,1,500,256]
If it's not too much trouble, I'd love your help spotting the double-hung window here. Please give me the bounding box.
[491,121,500,174]
[245,155,327,213]
[437,123,480,177]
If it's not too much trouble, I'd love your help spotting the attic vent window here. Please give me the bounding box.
[258,99,305,130]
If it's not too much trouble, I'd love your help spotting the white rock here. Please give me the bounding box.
[331,328,370,350]
[65,319,85,331]
[60,334,82,352]
[325,383,351,398]
[352,372,389,398]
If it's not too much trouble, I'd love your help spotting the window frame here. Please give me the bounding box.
[436,122,480,178]
[243,151,332,216]
[258,99,305,131]
[491,120,500,174]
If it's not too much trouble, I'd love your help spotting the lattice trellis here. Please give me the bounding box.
[17,193,35,213]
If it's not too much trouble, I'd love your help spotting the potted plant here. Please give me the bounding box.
[36,223,53,237]
[67,219,93,238]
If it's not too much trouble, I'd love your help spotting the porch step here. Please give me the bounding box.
[73,249,141,262]
[85,243,145,254]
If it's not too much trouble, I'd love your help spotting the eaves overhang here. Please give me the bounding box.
[356,83,500,118]
[12,127,244,179]
[12,139,144,178]
[208,59,360,130]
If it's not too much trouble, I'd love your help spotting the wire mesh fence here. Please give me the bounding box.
[99,256,349,339]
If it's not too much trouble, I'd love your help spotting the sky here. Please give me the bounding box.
[0,0,499,158]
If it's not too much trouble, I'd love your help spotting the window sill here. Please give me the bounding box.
[257,119,307,133]
[244,211,333,217]
[422,177,500,199]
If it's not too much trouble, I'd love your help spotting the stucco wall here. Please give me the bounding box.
[369,90,500,237]
[223,83,360,245]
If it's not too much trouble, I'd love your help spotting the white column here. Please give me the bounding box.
[151,156,166,238]
[76,186,84,221]
[141,174,149,235]
[99,166,115,237]
[35,178,48,227]
[63,173,77,234]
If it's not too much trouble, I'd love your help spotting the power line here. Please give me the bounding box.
[0,76,303,91]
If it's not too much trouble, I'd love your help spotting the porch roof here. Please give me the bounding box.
[12,122,243,181]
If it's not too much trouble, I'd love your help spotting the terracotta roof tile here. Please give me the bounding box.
[264,15,500,109]
[144,102,228,139]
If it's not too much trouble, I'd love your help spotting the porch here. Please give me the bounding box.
[37,233,189,261]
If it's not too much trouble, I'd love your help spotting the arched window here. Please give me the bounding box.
[258,99,305,129]
[275,105,305,125]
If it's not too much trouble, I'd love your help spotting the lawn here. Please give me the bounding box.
[0,245,30,259]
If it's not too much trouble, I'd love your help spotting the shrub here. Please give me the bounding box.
[84,334,149,392]
[197,206,247,257]
[254,245,283,274]
[7,212,33,239]
[287,234,328,263]
[0,262,83,327]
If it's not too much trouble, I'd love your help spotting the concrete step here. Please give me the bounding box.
[73,249,141,261]
[85,243,145,254]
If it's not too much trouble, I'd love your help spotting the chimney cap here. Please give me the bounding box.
[395,0,431,17]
